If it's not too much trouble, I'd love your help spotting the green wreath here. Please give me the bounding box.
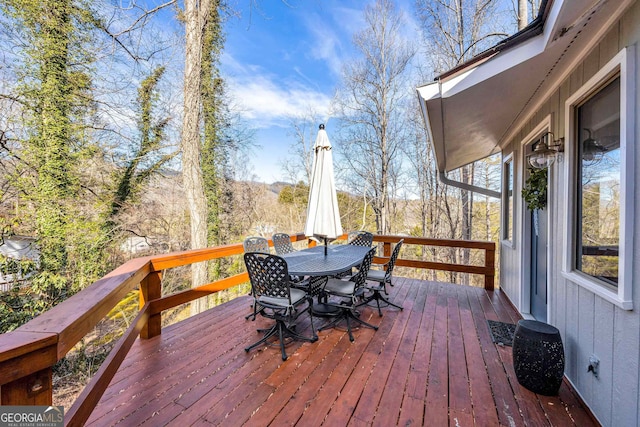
[522,168,547,210]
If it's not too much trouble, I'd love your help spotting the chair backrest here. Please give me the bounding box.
[347,231,373,247]
[384,239,404,281]
[243,236,269,254]
[243,252,291,303]
[350,248,376,289]
[272,233,295,255]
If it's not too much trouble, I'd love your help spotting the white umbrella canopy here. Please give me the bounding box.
[304,124,343,252]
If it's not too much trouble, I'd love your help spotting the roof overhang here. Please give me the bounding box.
[417,0,635,173]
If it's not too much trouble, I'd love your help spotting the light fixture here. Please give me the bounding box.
[527,132,564,169]
[582,128,607,165]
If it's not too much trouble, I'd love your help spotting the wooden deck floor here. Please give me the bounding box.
[85,278,598,426]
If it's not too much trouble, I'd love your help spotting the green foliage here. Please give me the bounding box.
[201,3,236,284]
[109,66,173,225]
[0,255,37,277]
[0,269,69,333]
[522,168,548,211]
[0,0,110,323]
[278,183,309,206]
[31,271,69,307]
[0,287,37,333]
[338,192,375,232]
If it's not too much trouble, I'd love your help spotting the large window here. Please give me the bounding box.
[563,47,633,309]
[575,77,620,287]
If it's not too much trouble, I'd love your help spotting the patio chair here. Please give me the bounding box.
[335,230,374,277]
[347,231,374,247]
[272,233,295,255]
[243,236,270,320]
[318,248,378,342]
[272,232,308,286]
[358,239,404,316]
[243,252,318,361]
[243,236,270,253]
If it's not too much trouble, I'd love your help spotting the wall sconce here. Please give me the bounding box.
[527,132,565,169]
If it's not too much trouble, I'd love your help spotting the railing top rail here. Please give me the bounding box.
[13,257,154,360]
[372,234,495,250]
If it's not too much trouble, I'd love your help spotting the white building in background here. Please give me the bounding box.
[120,236,152,255]
[0,236,39,291]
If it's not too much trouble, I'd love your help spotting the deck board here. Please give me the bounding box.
[85,278,598,426]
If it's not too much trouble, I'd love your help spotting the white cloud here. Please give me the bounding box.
[226,71,332,128]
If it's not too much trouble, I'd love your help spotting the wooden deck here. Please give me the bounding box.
[84,277,598,426]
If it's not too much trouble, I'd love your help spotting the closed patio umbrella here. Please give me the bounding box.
[304,124,343,255]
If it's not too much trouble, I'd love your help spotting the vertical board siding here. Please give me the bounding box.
[612,308,640,427]
[594,297,615,427]
[577,288,595,398]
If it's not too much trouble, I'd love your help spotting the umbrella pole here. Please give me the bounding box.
[324,237,328,256]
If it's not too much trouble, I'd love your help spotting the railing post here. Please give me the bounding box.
[382,242,392,270]
[383,242,392,258]
[140,270,162,339]
[1,368,52,405]
[484,244,495,291]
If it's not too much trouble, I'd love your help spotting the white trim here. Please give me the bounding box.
[501,153,515,248]
[519,116,552,317]
[562,47,635,310]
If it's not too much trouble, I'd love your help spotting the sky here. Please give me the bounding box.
[220,0,418,183]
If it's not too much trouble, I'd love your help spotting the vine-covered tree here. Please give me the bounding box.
[107,66,175,234]
[0,0,107,305]
[416,0,508,283]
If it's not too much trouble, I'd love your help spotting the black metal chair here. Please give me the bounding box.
[272,233,295,255]
[318,248,378,342]
[243,252,317,361]
[335,231,374,278]
[347,231,374,247]
[243,236,270,320]
[272,232,308,286]
[243,236,270,253]
[358,239,404,316]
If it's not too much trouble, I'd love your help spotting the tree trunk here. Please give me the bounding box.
[183,0,210,315]
[518,0,528,30]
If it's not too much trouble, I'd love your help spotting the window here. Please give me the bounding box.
[575,77,620,287]
[502,155,514,243]
[563,48,634,309]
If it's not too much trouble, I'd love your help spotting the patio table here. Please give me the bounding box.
[281,244,371,277]
[281,245,371,315]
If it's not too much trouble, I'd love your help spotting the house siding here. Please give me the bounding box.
[500,2,640,426]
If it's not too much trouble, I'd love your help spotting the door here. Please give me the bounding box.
[530,208,547,321]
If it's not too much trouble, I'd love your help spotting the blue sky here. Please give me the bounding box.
[220,0,417,183]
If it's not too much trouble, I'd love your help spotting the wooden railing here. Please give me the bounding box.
[0,233,494,426]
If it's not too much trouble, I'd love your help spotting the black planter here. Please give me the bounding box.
[512,319,565,396]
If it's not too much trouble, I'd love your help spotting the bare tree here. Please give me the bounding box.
[416,0,508,284]
[514,0,543,30]
[518,0,528,30]
[282,109,325,185]
[416,0,509,73]
[334,0,416,234]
